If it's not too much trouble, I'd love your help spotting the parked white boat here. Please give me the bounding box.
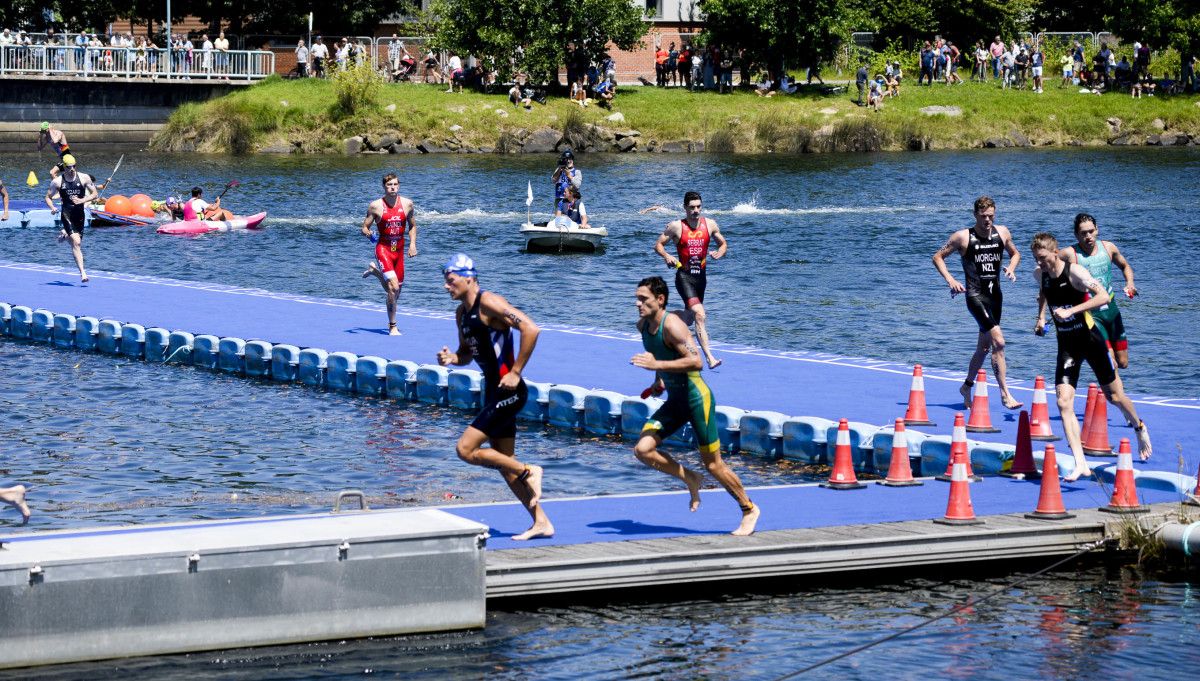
[520,217,607,252]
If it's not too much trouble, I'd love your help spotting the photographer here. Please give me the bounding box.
[551,149,582,209]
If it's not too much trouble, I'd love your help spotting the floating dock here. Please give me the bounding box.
[2,260,1198,667]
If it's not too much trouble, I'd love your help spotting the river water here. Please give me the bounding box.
[1,149,1198,678]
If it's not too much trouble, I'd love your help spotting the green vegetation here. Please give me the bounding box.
[153,76,1200,155]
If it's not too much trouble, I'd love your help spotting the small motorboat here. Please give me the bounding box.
[520,217,607,253]
[157,212,268,235]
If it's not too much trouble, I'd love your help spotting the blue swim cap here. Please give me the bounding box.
[443,252,477,278]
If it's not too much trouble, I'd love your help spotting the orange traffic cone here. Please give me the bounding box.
[1081,384,1113,455]
[965,369,1001,433]
[937,412,981,482]
[934,442,984,525]
[1002,410,1040,479]
[1025,444,1076,520]
[1029,375,1059,441]
[1188,460,1200,507]
[880,418,923,487]
[903,365,936,426]
[821,418,866,490]
[1100,438,1148,514]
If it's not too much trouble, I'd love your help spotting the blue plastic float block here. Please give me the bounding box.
[583,390,625,436]
[120,323,146,359]
[415,365,450,405]
[97,320,122,355]
[620,396,659,439]
[781,416,836,464]
[715,405,745,453]
[739,410,788,457]
[166,331,195,365]
[0,302,10,334]
[298,348,329,387]
[385,360,419,400]
[9,306,32,339]
[518,380,552,423]
[31,309,53,342]
[355,356,388,396]
[548,385,588,430]
[52,314,76,349]
[920,436,954,477]
[1032,448,1077,479]
[968,442,1015,476]
[326,351,358,392]
[75,317,100,352]
[871,427,930,477]
[192,335,221,370]
[447,369,483,410]
[219,337,247,374]
[23,209,58,229]
[271,344,301,382]
[824,421,882,473]
[244,341,273,378]
[145,328,170,362]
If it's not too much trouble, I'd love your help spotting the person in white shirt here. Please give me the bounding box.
[295,39,309,78]
[446,53,462,92]
[201,34,213,77]
[310,36,328,78]
[213,31,229,78]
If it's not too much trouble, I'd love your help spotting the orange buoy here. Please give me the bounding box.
[129,194,154,217]
[104,195,132,216]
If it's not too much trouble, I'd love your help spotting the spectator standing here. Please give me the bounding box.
[919,41,934,85]
[1134,42,1150,81]
[1030,44,1044,93]
[388,34,403,73]
[989,36,1004,79]
[214,31,229,79]
[718,47,733,92]
[655,42,668,86]
[335,38,349,70]
[934,39,946,82]
[667,42,678,86]
[201,34,213,78]
[446,53,463,92]
[972,41,986,81]
[566,41,580,89]
[1060,50,1072,87]
[1014,48,1029,89]
[310,36,327,78]
[1072,41,1085,80]
[423,47,440,82]
[677,44,690,88]
[855,63,868,104]
[295,39,309,78]
[183,35,194,78]
[946,41,962,84]
[1094,43,1112,90]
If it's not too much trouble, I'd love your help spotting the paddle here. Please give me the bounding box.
[95,154,124,198]
[214,179,241,202]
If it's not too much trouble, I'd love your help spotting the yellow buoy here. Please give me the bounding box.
[26,171,38,187]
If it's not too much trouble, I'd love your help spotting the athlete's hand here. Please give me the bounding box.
[437,345,456,366]
[946,278,965,296]
[640,382,665,399]
[1053,307,1073,321]
[70,196,86,205]
[408,244,418,257]
[664,256,679,269]
[367,231,378,244]
[498,370,521,391]
[1003,266,1017,282]
[1033,319,1046,336]
[1124,284,1137,298]
[49,206,58,215]
[709,251,722,261]
[630,352,658,371]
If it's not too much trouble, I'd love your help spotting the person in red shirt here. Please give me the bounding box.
[361,172,418,335]
[654,191,728,369]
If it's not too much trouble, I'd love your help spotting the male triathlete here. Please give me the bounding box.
[1030,233,1151,481]
[632,275,759,536]
[932,195,1022,410]
[654,191,726,369]
[1052,213,1136,370]
[361,172,418,335]
[44,154,96,283]
[37,122,70,178]
[437,254,553,541]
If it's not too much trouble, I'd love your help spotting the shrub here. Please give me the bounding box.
[706,127,738,153]
[331,63,386,118]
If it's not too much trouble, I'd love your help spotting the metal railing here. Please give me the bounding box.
[0,44,274,81]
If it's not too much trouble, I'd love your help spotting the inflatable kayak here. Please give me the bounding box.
[88,208,154,227]
[156,212,267,235]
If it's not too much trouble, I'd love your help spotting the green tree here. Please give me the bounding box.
[1100,0,1200,57]
[845,0,1038,48]
[698,0,848,81]
[428,0,647,84]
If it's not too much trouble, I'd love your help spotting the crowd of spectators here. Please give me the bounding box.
[0,27,240,79]
[651,40,740,93]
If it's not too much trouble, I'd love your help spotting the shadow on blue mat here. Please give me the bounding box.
[589,519,706,536]
[345,327,390,335]
[46,281,81,287]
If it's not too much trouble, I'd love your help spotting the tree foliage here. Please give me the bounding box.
[844,0,1038,48]
[698,0,848,79]
[428,0,647,84]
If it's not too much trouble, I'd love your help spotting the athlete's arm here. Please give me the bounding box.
[438,309,473,366]
[709,219,727,259]
[37,133,46,151]
[655,222,681,268]
[931,230,966,293]
[76,175,99,205]
[360,201,379,240]
[481,292,539,390]
[999,226,1020,280]
[44,179,60,212]
[1,182,8,221]
[1054,264,1110,320]
[405,198,418,257]
[1107,241,1136,297]
[1034,269,1048,335]
[632,314,703,374]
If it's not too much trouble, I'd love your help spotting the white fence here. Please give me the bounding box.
[0,44,274,80]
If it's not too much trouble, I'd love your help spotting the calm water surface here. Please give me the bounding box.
[2,149,1198,678]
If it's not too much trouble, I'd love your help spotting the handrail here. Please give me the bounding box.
[0,45,275,81]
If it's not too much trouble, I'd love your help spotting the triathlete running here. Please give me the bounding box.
[44,154,96,282]
[361,172,418,335]
[1054,213,1136,369]
[654,191,726,369]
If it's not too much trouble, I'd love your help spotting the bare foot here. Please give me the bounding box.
[1135,421,1152,461]
[388,322,401,336]
[731,504,760,536]
[707,356,723,370]
[80,273,89,283]
[1,485,31,524]
[362,262,380,279]
[1064,466,1092,482]
[523,464,544,509]
[684,468,703,511]
[1001,393,1024,410]
[959,382,972,409]
[512,520,554,541]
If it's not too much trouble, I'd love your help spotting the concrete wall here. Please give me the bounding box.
[0,76,246,124]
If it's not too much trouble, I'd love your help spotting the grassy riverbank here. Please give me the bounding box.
[154,75,1200,154]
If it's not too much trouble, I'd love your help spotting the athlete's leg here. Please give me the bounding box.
[0,485,31,524]
[1100,376,1151,460]
[988,326,1022,409]
[1054,382,1091,481]
[66,231,87,282]
[634,432,703,511]
[963,331,990,408]
[689,301,721,369]
[698,446,759,535]
[485,435,554,540]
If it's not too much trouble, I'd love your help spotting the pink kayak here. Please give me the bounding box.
[156,212,267,235]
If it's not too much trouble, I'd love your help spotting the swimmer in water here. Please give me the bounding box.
[639,205,673,215]
[1,485,31,524]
